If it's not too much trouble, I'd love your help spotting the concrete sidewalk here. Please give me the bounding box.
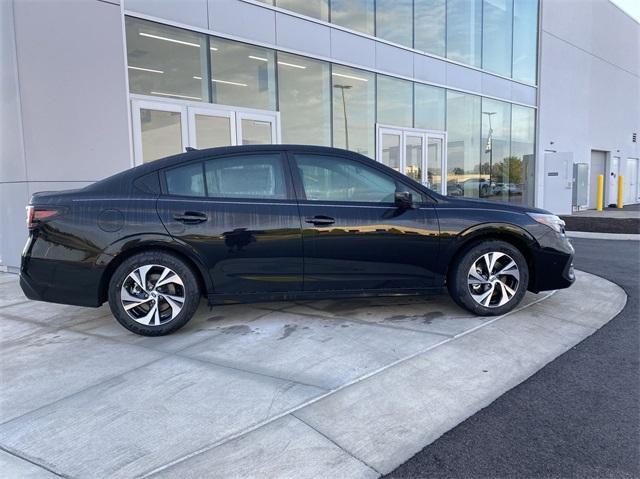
[0,271,626,478]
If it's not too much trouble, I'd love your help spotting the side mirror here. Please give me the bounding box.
[394,191,414,209]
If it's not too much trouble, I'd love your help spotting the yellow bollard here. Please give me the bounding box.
[617,175,624,208]
[596,174,604,211]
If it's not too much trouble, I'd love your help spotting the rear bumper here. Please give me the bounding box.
[20,257,104,307]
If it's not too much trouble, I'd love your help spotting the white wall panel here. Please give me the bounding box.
[208,0,276,45]
[329,29,376,69]
[13,0,131,182]
[275,12,330,58]
[375,42,413,78]
[125,0,208,29]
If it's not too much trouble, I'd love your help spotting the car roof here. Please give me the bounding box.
[132,144,367,175]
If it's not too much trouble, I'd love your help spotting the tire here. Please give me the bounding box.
[447,240,529,316]
[108,251,201,336]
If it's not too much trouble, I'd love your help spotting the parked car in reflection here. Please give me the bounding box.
[459,178,497,197]
[20,145,575,336]
[495,182,523,196]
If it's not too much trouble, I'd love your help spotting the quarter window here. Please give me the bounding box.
[295,154,397,203]
[204,154,287,199]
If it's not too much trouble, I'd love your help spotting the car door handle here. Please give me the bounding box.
[305,215,335,226]
[173,211,208,224]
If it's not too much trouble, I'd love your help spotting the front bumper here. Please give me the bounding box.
[528,231,575,293]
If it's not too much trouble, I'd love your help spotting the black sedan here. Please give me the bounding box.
[20,145,575,336]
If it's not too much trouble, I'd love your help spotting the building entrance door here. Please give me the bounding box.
[131,96,280,164]
[376,125,446,195]
[625,158,639,204]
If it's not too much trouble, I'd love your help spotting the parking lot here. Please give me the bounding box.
[0,270,626,478]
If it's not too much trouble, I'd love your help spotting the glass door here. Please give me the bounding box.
[131,96,281,164]
[131,99,188,164]
[426,134,446,194]
[376,126,447,194]
[187,107,235,149]
[236,112,280,145]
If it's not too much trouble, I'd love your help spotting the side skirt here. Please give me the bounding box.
[207,287,445,306]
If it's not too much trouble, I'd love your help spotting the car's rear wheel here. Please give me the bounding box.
[447,240,529,316]
[108,251,201,336]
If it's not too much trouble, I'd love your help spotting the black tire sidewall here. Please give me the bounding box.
[108,251,201,336]
[448,240,529,316]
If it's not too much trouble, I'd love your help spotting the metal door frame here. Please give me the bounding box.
[130,94,281,165]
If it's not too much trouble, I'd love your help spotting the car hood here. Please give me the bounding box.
[441,196,551,215]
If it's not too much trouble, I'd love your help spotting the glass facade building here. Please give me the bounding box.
[125,0,538,205]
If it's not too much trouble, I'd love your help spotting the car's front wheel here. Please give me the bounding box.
[447,240,529,316]
[108,251,201,336]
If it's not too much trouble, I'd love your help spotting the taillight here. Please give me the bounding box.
[26,206,60,230]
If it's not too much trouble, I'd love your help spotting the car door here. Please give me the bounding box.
[156,152,303,295]
[289,151,439,292]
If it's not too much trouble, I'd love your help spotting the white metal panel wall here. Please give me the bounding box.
[538,0,640,212]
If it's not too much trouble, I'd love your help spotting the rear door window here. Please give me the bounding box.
[204,154,287,200]
[165,163,205,197]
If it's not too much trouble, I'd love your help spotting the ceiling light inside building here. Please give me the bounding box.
[140,32,200,48]
[332,72,368,82]
[277,61,306,69]
[150,91,202,100]
[128,66,164,74]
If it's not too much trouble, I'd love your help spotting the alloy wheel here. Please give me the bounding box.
[120,264,186,325]
[467,252,520,308]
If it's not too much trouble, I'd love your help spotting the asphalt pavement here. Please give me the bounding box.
[387,237,640,479]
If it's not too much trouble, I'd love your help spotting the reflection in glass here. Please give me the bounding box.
[140,109,183,163]
[513,0,539,84]
[414,0,446,56]
[165,163,205,197]
[510,105,535,205]
[446,91,481,198]
[377,75,413,128]
[331,0,375,35]
[126,17,208,101]
[210,38,276,110]
[332,65,375,158]
[278,53,330,145]
[276,0,328,21]
[482,98,511,201]
[241,119,272,145]
[446,0,482,67]
[483,0,513,77]
[414,84,446,131]
[427,137,443,192]
[405,136,424,183]
[376,0,413,47]
[194,114,232,148]
[296,154,396,203]
[381,133,401,172]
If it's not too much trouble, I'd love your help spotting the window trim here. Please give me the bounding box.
[160,152,296,202]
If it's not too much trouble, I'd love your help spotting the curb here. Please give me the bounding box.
[567,231,640,241]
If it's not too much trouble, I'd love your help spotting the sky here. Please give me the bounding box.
[609,0,640,23]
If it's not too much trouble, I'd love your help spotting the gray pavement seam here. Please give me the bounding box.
[0,445,70,479]
[291,412,383,476]
[136,282,561,478]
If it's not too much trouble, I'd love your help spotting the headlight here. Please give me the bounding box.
[527,212,566,234]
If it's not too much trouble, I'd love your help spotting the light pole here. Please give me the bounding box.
[483,111,496,188]
[334,84,352,150]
